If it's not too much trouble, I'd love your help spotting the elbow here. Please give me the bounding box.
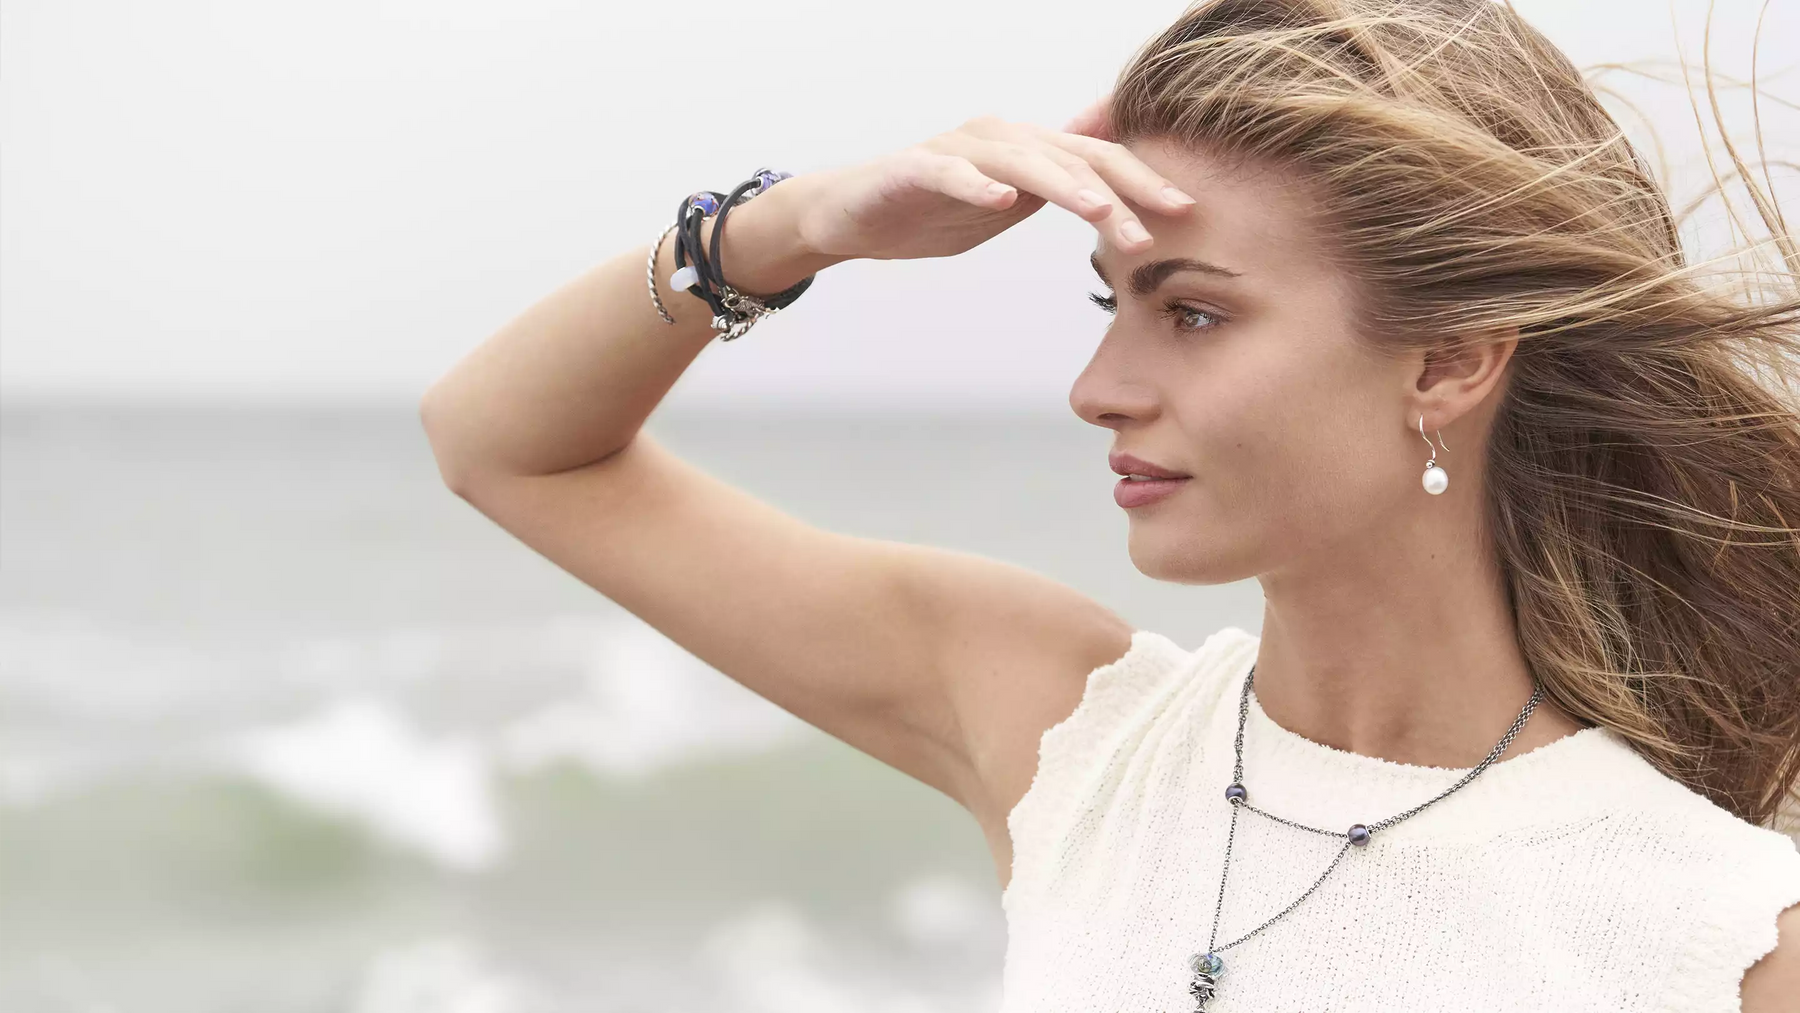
[418,383,481,500]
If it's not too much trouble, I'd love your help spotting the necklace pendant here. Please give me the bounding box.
[1186,952,1223,1010]
[1188,971,1218,1010]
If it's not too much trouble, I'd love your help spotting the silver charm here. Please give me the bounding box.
[1187,952,1222,1010]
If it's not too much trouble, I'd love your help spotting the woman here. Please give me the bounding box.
[420,0,1800,1008]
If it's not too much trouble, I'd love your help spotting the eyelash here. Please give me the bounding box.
[1087,290,1225,333]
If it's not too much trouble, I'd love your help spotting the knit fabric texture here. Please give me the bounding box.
[998,626,1800,1012]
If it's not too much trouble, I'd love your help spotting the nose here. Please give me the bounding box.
[1069,336,1161,430]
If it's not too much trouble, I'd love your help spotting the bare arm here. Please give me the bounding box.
[419,115,1192,875]
[418,177,837,485]
[1741,900,1800,1012]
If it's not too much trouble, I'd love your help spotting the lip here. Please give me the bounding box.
[1109,452,1191,479]
[1114,474,1190,508]
[1109,452,1192,509]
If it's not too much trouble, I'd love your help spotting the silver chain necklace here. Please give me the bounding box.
[1185,662,1543,1010]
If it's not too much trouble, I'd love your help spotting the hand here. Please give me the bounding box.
[785,104,1193,263]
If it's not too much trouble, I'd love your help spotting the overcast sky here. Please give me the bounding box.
[2,0,1794,409]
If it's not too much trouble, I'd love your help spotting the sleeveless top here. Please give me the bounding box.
[999,626,1800,1013]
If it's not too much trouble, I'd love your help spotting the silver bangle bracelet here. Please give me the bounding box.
[646,221,680,325]
[644,218,778,339]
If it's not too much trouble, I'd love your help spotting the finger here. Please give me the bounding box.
[956,118,1133,220]
[1031,142,1140,231]
[913,150,1023,208]
[1026,122,1197,214]
[941,134,1155,251]
[1029,145,1166,250]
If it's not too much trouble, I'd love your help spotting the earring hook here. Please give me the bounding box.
[1418,415,1449,462]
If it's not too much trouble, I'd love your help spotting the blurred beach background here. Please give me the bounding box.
[2,0,1794,1010]
[0,396,1261,1012]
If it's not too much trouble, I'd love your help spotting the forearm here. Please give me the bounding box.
[419,177,845,487]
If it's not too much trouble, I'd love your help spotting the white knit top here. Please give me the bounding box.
[999,626,1800,1012]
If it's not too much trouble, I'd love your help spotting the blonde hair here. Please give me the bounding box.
[1109,0,1800,828]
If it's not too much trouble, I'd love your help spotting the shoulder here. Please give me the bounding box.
[995,624,1250,866]
[985,624,1200,831]
[1593,756,1800,1012]
[1465,721,1800,1012]
[1705,804,1800,1013]
[1012,623,1252,779]
[1741,899,1800,1013]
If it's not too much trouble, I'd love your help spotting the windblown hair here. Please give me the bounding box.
[1110,0,1800,828]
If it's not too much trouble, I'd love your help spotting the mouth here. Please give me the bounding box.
[1109,451,1192,480]
[1109,451,1192,509]
[1112,473,1190,509]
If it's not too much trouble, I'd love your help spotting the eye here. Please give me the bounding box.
[1160,301,1224,333]
[1087,290,1225,334]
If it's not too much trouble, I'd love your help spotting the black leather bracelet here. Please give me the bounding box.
[663,168,816,341]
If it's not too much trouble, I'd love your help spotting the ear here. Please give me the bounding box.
[1411,326,1519,432]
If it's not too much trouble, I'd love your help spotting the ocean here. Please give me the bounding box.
[0,396,1263,1013]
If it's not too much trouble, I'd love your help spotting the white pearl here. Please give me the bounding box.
[1422,464,1449,495]
[668,265,699,292]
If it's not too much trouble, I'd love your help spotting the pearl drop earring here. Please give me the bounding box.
[1419,415,1449,495]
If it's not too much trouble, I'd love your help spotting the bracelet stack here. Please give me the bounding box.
[645,167,816,341]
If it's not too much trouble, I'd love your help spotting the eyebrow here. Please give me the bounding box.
[1090,251,1242,297]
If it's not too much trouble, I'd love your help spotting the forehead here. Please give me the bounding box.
[1100,137,1331,274]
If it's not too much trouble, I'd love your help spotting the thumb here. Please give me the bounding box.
[1062,94,1117,142]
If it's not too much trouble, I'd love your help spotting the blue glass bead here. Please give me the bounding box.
[1348,823,1371,846]
[1224,783,1246,805]
[688,192,721,216]
[1188,951,1224,975]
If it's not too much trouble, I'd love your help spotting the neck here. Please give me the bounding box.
[1251,502,1584,769]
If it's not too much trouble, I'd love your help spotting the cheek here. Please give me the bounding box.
[1269,351,1402,540]
[1180,327,1398,540]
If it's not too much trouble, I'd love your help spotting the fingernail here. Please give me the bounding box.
[1076,188,1111,210]
[988,182,1016,199]
[1120,219,1149,243]
[1162,185,1196,206]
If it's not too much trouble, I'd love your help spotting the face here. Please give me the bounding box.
[1069,138,1421,585]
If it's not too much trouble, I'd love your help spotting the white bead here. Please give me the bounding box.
[668,265,699,292]
[1422,464,1449,495]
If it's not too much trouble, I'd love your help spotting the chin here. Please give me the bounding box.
[1127,524,1258,586]
[1126,530,1200,583]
